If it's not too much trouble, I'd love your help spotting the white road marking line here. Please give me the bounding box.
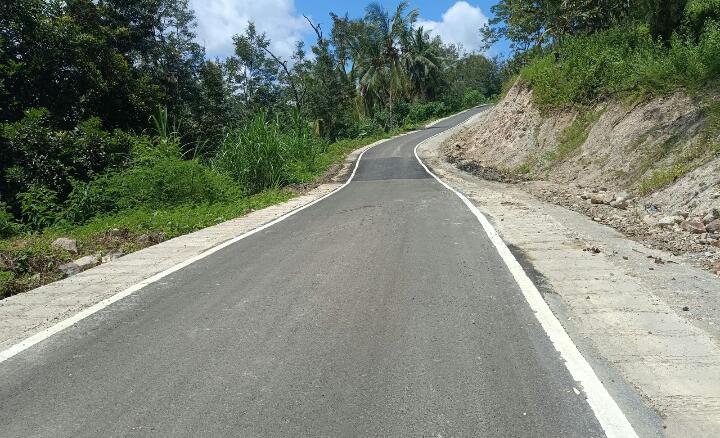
[413,134,639,438]
[0,133,385,364]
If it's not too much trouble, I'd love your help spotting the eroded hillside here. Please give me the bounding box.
[444,81,720,272]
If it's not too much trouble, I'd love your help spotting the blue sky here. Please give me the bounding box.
[190,0,509,60]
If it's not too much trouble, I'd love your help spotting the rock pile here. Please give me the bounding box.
[525,183,720,275]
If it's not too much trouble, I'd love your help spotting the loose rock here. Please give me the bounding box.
[614,191,632,203]
[102,249,124,263]
[609,199,628,209]
[138,232,167,245]
[591,193,613,205]
[643,215,659,226]
[583,246,601,254]
[658,216,679,228]
[703,208,720,225]
[706,219,720,233]
[681,219,707,234]
[73,254,101,271]
[52,238,78,254]
[58,262,80,276]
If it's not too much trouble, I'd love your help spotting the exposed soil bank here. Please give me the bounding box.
[444,82,720,273]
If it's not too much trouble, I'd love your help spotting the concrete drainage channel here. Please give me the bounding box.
[417,113,720,437]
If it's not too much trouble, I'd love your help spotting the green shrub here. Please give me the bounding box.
[391,100,411,123]
[0,203,22,238]
[462,89,486,107]
[405,101,449,124]
[213,113,290,193]
[0,271,16,296]
[1,108,132,216]
[521,23,720,109]
[16,185,62,230]
[213,112,326,193]
[685,0,720,39]
[352,117,384,138]
[62,158,244,224]
[372,108,402,131]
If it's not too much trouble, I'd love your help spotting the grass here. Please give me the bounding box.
[637,136,720,195]
[637,101,720,195]
[637,164,689,195]
[556,108,604,159]
[520,23,720,110]
[0,190,292,298]
[513,163,532,175]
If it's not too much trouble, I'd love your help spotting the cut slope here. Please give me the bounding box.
[443,81,720,273]
[446,81,719,216]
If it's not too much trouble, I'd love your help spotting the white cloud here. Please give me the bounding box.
[191,0,309,59]
[417,1,488,53]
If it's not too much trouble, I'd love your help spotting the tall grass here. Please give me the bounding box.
[212,112,327,193]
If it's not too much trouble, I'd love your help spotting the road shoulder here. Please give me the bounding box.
[417,117,720,437]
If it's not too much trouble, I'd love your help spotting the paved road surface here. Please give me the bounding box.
[0,109,608,437]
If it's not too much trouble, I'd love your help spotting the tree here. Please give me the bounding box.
[193,60,233,153]
[227,23,282,121]
[402,27,443,101]
[302,16,355,139]
[353,1,419,122]
[481,0,636,54]
[447,54,503,98]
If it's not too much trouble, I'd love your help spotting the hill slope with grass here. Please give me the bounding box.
[443,18,720,271]
[446,80,720,216]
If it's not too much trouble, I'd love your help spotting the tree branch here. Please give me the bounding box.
[261,46,302,113]
[303,14,323,42]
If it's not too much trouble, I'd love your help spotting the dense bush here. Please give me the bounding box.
[685,0,720,39]
[521,23,720,108]
[17,185,62,230]
[0,108,132,214]
[62,157,244,225]
[213,114,290,193]
[462,89,488,107]
[350,117,384,138]
[405,101,450,124]
[0,203,22,238]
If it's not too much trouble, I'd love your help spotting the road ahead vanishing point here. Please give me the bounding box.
[0,109,635,437]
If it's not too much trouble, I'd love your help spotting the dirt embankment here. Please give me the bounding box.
[445,81,720,272]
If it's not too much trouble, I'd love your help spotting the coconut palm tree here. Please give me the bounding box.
[402,26,443,101]
[354,1,418,121]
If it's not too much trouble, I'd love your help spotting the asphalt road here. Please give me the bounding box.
[0,109,607,437]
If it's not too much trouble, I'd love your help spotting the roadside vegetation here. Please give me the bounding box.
[484,0,720,108]
[483,0,720,189]
[0,1,503,297]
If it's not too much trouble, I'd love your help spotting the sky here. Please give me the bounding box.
[189,0,509,60]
